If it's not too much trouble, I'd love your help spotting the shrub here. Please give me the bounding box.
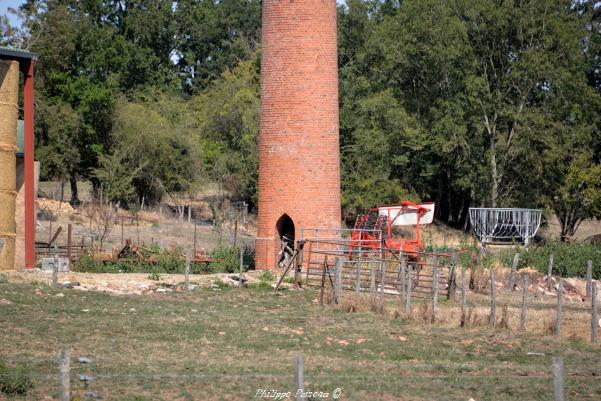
[209,245,240,273]
[0,362,34,395]
[208,245,254,273]
[497,242,601,279]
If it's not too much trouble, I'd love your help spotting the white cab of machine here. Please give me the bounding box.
[378,202,435,226]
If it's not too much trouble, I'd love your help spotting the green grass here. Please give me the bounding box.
[0,282,599,400]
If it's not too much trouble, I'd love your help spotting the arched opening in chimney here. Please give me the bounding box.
[276,214,295,268]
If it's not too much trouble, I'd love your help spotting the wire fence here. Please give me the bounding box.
[0,351,584,401]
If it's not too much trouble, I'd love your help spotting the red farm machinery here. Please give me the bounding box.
[350,201,435,258]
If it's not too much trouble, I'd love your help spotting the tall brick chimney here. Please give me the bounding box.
[255,0,341,270]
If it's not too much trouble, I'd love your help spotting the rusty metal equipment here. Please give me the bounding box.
[351,201,435,258]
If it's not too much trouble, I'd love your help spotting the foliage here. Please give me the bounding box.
[73,249,185,274]
[3,0,601,239]
[498,242,601,280]
[208,245,241,274]
[74,246,253,274]
[0,361,34,395]
[257,270,275,284]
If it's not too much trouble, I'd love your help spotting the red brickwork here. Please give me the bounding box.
[256,0,341,270]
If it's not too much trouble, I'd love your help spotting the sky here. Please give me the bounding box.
[2,0,24,26]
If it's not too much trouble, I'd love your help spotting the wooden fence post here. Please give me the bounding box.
[370,263,376,296]
[556,278,563,338]
[592,281,598,344]
[519,274,529,335]
[294,242,303,289]
[460,267,467,327]
[547,255,554,291]
[552,356,565,401]
[399,252,406,304]
[294,353,304,401]
[431,256,439,323]
[52,246,59,289]
[379,260,385,307]
[405,264,412,316]
[239,247,244,288]
[469,252,477,290]
[334,257,342,305]
[448,254,457,301]
[355,262,361,297]
[319,257,328,306]
[67,224,72,263]
[509,252,520,291]
[59,350,70,401]
[489,269,497,326]
[586,260,593,300]
[184,251,190,291]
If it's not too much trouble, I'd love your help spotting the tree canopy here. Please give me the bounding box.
[2,0,600,239]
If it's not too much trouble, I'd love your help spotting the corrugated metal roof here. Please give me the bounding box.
[0,46,37,61]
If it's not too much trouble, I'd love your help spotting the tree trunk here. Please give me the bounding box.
[490,138,498,208]
[69,172,79,206]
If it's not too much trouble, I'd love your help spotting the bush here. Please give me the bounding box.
[497,242,601,279]
[0,362,34,395]
[208,245,255,273]
[209,245,240,273]
[73,249,184,274]
[72,246,255,275]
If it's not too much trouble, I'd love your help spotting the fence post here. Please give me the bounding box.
[519,274,529,335]
[294,242,304,289]
[405,264,412,317]
[239,247,244,288]
[399,252,406,304]
[59,350,70,401]
[184,251,190,291]
[319,256,328,306]
[193,223,198,256]
[379,260,385,307]
[294,353,304,401]
[592,281,598,344]
[334,257,342,305]
[52,245,59,289]
[547,255,554,291]
[552,357,565,401]
[509,252,520,291]
[448,254,457,301]
[556,278,563,337]
[460,266,467,327]
[469,251,477,290]
[67,224,72,263]
[355,261,361,297]
[586,260,593,300]
[370,263,376,296]
[431,256,439,323]
[489,269,496,326]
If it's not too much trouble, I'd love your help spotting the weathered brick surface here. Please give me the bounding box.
[255,0,341,270]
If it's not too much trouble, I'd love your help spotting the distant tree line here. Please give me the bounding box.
[1,0,600,240]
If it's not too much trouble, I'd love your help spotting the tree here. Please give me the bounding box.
[191,57,260,207]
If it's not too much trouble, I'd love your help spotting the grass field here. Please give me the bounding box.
[0,278,600,401]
